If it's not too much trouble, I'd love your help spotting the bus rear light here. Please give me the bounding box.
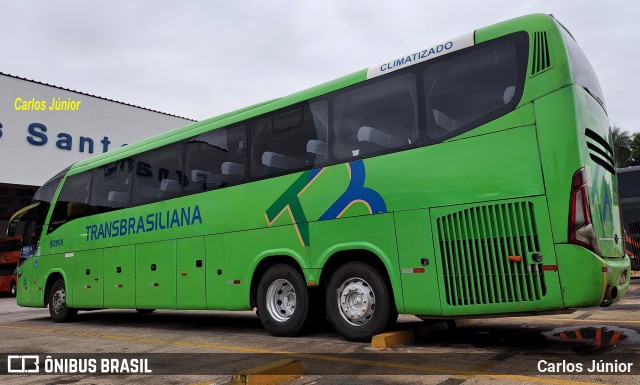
[569,168,600,255]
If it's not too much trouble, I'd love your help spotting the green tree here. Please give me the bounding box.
[611,126,633,167]
[630,132,640,166]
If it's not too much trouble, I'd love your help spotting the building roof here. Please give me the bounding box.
[1,72,196,122]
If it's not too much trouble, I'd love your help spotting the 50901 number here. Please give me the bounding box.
[49,239,63,247]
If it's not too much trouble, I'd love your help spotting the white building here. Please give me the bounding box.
[0,73,194,233]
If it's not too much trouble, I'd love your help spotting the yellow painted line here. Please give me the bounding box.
[0,325,278,353]
[0,324,607,385]
[448,357,500,382]
[230,359,302,385]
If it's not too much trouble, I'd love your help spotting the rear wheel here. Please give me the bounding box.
[256,264,309,337]
[10,281,16,297]
[49,279,77,322]
[327,262,392,341]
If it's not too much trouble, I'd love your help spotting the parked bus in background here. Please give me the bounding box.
[617,166,640,273]
[13,14,630,341]
[0,236,21,297]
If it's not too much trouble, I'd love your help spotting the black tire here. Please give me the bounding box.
[48,279,77,322]
[10,281,17,297]
[256,264,309,337]
[136,309,156,314]
[327,262,392,341]
[387,305,399,328]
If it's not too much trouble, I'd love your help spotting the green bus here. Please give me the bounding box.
[13,14,630,341]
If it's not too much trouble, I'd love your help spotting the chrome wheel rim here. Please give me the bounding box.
[266,279,296,322]
[337,277,375,326]
[51,287,66,314]
[10,284,16,296]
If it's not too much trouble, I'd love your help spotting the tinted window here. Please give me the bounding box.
[423,34,526,140]
[618,171,640,199]
[561,28,606,108]
[90,158,133,213]
[251,99,328,177]
[333,73,418,159]
[185,125,246,193]
[48,172,92,232]
[33,176,63,204]
[132,143,184,205]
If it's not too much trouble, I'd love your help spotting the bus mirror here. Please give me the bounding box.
[7,221,16,237]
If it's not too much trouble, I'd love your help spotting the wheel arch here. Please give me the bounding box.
[317,243,404,313]
[43,270,69,307]
[249,252,307,309]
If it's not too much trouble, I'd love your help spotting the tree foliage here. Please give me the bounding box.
[611,127,640,167]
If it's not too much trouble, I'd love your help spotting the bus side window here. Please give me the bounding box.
[250,99,328,178]
[332,72,418,160]
[90,158,133,213]
[184,125,247,193]
[48,171,92,233]
[423,39,521,140]
[132,143,184,205]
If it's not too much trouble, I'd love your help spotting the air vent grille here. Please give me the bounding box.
[437,201,547,306]
[531,31,551,76]
[585,128,616,174]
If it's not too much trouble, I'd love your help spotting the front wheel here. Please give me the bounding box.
[10,281,16,297]
[49,279,77,322]
[327,262,392,341]
[256,264,309,337]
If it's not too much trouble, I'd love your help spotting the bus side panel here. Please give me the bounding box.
[430,196,562,316]
[135,240,177,309]
[72,249,104,308]
[310,213,404,314]
[104,245,136,308]
[205,234,227,310]
[394,209,442,316]
[533,86,581,244]
[177,236,206,310]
